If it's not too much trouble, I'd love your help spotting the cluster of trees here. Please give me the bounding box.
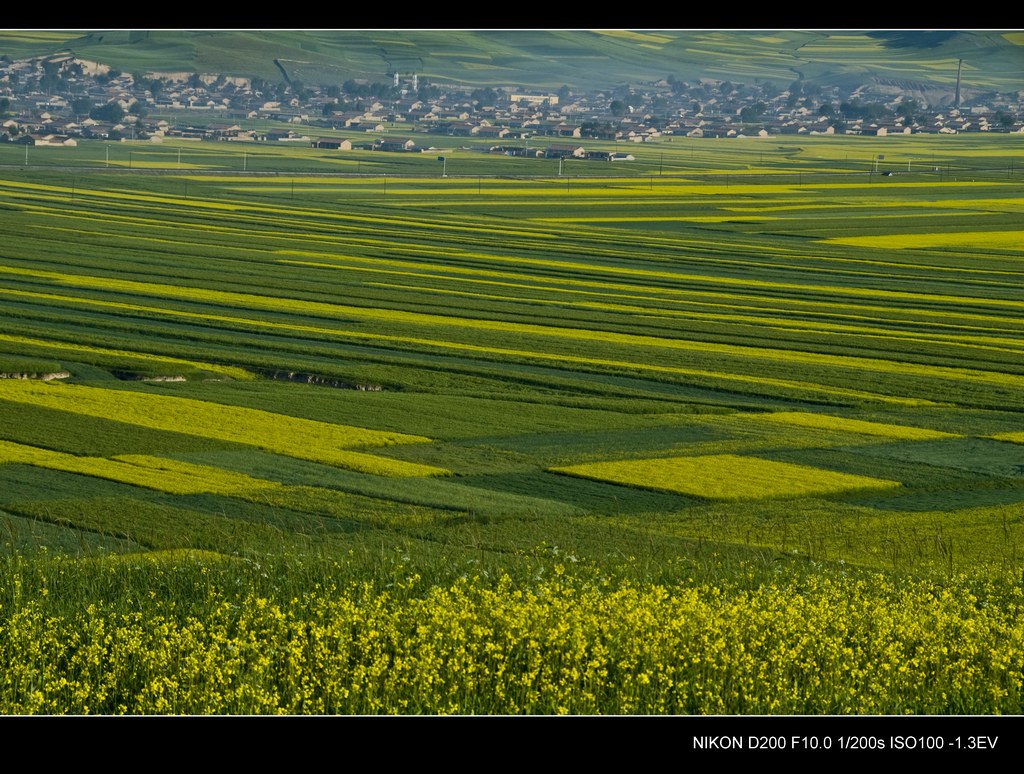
[838,100,895,120]
[132,73,164,100]
[817,99,929,126]
[739,102,767,122]
[993,110,1016,129]
[315,77,441,114]
[340,79,400,99]
[94,68,122,85]
[470,87,499,108]
[578,120,620,138]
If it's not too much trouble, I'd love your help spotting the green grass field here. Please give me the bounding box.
[2,133,1024,714]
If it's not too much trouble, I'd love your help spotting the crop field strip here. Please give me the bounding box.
[0,381,447,477]
[4,192,1019,303]
[0,440,282,496]
[0,250,1019,407]
[6,180,1021,299]
[741,411,960,440]
[2,259,1023,409]
[551,453,903,501]
[7,246,1023,349]
[7,257,1022,359]
[0,297,999,409]
[8,181,1024,290]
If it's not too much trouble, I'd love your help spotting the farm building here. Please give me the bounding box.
[312,137,352,150]
[24,134,77,146]
[446,121,480,136]
[544,144,585,159]
[510,93,558,106]
[495,146,541,157]
[476,125,510,139]
[373,137,418,152]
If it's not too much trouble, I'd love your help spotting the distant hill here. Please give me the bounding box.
[0,29,1021,94]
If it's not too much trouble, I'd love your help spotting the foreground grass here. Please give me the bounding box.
[2,547,1022,715]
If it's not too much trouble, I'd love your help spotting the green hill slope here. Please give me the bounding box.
[0,29,1020,91]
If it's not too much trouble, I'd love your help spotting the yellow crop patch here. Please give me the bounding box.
[824,231,1024,250]
[84,548,234,567]
[0,31,73,41]
[107,454,281,495]
[592,30,674,45]
[535,215,775,223]
[0,381,449,477]
[552,454,901,500]
[990,432,1024,445]
[0,440,280,495]
[751,412,958,440]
